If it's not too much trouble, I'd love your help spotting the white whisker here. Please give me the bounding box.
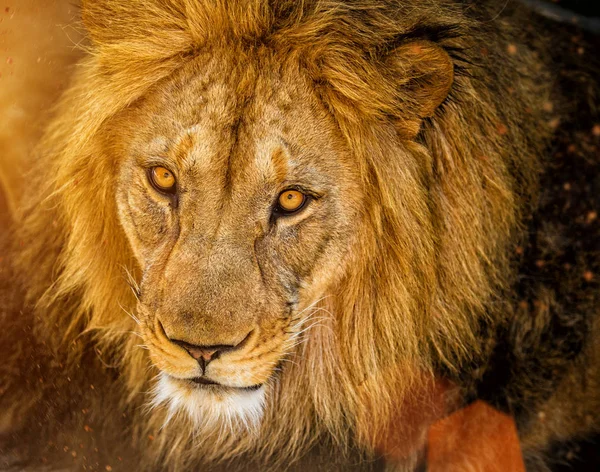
[119,302,141,325]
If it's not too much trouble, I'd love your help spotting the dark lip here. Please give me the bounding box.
[186,377,263,392]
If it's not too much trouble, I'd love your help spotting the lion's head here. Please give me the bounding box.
[115,51,371,425]
[12,0,550,467]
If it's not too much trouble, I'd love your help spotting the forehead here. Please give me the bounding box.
[126,51,348,183]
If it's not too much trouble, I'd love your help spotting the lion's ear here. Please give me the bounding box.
[386,41,454,139]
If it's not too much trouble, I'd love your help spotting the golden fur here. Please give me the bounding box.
[3,1,596,470]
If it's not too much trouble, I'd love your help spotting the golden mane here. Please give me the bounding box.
[10,0,552,468]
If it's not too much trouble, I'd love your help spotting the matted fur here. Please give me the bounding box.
[3,1,592,470]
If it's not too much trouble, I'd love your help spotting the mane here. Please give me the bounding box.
[12,0,552,469]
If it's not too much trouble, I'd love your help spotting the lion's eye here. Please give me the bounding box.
[277,190,307,214]
[149,166,176,194]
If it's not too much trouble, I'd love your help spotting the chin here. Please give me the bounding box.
[150,372,267,432]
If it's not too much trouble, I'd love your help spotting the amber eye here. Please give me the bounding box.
[277,190,307,214]
[149,166,176,193]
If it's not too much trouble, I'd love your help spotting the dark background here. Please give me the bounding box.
[535,3,599,471]
[532,0,600,31]
[552,0,599,17]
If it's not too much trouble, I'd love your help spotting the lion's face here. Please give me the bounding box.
[113,51,363,427]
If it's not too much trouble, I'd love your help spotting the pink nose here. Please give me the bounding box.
[169,332,253,373]
[170,340,224,373]
[171,340,224,365]
[186,346,219,363]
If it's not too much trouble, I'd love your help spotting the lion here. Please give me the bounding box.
[1,0,599,470]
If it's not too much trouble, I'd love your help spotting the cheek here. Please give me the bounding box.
[116,174,176,266]
[280,224,333,277]
[256,214,340,294]
[274,202,360,299]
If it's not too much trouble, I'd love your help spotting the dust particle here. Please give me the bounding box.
[519,300,529,310]
[496,123,508,135]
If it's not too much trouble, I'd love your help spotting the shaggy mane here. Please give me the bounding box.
[10,0,551,469]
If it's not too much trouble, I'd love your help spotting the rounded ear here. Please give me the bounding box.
[386,41,454,139]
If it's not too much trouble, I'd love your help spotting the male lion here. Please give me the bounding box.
[0,0,599,470]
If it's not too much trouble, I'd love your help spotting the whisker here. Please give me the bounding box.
[293,295,332,318]
[122,265,141,301]
[119,302,141,325]
[278,357,300,367]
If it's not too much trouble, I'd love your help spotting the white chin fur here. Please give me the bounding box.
[151,372,266,431]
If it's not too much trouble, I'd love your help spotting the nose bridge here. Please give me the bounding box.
[159,222,261,346]
[202,239,254,299]
[176,194,255,274]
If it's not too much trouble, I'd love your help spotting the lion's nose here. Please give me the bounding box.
[170,332,252,372]
[178,342,220,362]
[172,339,224,367]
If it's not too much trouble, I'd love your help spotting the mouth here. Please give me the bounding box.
[187,376,264,392]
